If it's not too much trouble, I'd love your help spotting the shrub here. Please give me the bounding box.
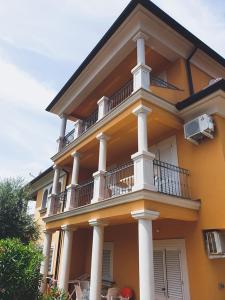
[39,287,68,300]
[0,238,43,300]
[0,178,40,244]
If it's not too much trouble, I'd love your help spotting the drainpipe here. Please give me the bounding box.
[54,168,70,280]
[186,47,197,96]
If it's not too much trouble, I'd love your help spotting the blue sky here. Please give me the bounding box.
[0,0,224,181]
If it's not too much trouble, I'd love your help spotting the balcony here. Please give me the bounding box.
[61,76,181,150]
[52,159,190,215]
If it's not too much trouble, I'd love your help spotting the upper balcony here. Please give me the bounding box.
[61,75,182,151]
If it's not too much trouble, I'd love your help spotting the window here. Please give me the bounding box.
[102,242,113,281]
[48,247,54,274]
[42,189,48,209]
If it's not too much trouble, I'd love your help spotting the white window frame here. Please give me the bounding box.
[153,239,190,300]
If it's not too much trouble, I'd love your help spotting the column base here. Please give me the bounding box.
[65,184,77,211]
[46,194,57,216]
[91,170,106,203]
[131,63,152,92]
[131,150,157,192]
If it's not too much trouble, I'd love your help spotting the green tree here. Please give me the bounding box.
[0,238,43,300]
[0,178,39,243]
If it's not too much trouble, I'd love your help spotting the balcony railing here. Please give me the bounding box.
[63,128,75,147]
[74,179,94,207]
[108,79,133,112]
[153,159,190,199]
[151,75,181,90]
[105,161,134,198]
[80,109,98,134]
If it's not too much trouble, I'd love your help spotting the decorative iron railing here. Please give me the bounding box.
[151,75,182,90]
[75,179,94,207]
[80,109,98,134]
[63,128,75,148]
[56,190,67,213]
[105,161,134,198]
[153,159,190,199]
[108,79,133,112]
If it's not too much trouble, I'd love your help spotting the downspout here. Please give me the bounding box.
[186,47,197,95]
[54,168,70,280]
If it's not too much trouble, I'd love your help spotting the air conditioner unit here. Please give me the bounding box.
[205,231,225,257]
[184,114,214,144]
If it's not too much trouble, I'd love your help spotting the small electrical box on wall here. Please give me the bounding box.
[184,114,214,145]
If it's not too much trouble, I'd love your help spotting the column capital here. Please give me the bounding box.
[43,228,55,234]
[132,31,149,42]
[71,151,80,158]
[97,96,109,105]
[131,209,159,221]
[53,164,61,170]
[61,224,76,232]
[96,132,110,141]
[59,113,68,119]
[89,219,108,227]
[132,104,152,116]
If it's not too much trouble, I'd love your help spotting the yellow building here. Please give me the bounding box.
[31,0,225,299]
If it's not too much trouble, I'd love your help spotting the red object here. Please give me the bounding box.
[120,287,133,298]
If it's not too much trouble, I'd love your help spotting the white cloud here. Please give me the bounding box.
[152,0,225,56]
[0,55,58,181]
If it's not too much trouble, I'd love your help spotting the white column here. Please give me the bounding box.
[65,151,80,211]
[47,165,61,216]
[131,31,151,92]
[131,209,159,300]
[46,165,61,216]
[58,225,74,291]
[40,229,53,293]
[89,219,106,300]
[92,132,109,203]
[74,119,83,139]
[97,96,109,120]
[131,104,156,191]
[57,114,67,151]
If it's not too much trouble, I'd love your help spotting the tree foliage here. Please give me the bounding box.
[0,178,39,243]
[0,238,43,300]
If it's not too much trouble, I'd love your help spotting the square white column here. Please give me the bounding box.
[132,31,152,92]
[97,96,109,120]
[65,151,80,211]
[40,229,54,293]
[132,105,156,192]
[89,219,107,300]
[46,165,61,216]
[57,114,67,151]
[58,225,75,292]
[131,209,159,300]
[91,133,109,203]
[74,119,83,139]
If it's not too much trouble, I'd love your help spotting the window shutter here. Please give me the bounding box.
[102,243,113,281]
[153,250,166,296]
[166,250,183,299]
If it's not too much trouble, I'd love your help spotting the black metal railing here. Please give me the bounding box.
[80,109,98,134]
[75,179,94,207]
[108,79,133,112]
[63,128,75,148]
[105,161,134,198]
[56,190,67,213]
[151,75,181,90]
[153,159,190,198]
